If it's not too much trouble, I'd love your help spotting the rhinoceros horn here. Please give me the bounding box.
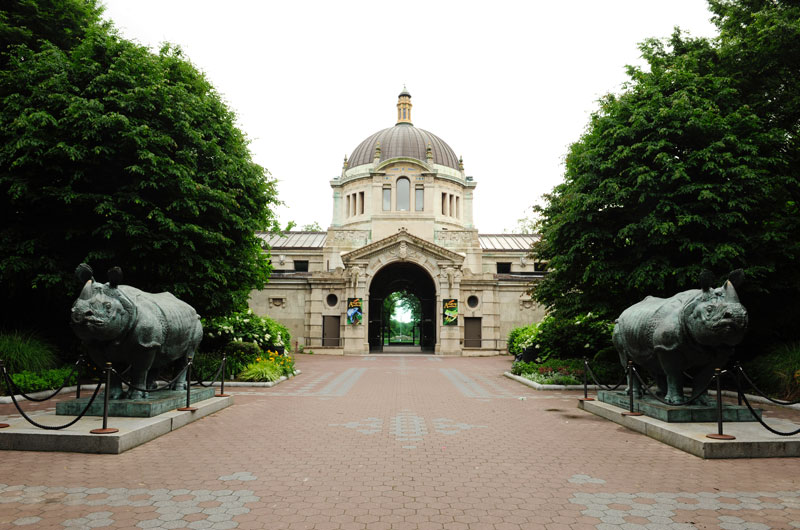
[723,280,740,303]
[79,279,93,300]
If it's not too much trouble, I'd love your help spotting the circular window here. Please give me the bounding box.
[467,295,479,308]
[326,294,338,307]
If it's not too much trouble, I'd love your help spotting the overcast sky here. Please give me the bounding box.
[101,0,719,233]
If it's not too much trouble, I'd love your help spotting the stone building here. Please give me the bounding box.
[249,89,545,355]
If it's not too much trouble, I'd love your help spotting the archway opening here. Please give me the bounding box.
[368,262,436,353]
[384,290,421,345]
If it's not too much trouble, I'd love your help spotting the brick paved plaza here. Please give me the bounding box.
[1,354,799,529]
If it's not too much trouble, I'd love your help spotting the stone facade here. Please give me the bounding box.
[249,91,545,355]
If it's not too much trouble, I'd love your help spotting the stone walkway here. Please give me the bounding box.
[1,354,799,530]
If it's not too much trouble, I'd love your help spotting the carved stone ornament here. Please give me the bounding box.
[270,297,286,308]
[519,299,534,310]
[332,230,369,245]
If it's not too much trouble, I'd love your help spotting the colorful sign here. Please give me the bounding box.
[347,298,363,325]
[442,299,458,326]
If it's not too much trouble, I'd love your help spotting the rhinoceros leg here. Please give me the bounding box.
[655,346,685,404]
[124,347,158,399]
[171,354,194,391]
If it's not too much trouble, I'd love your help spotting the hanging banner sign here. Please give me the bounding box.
[347,298,363,325]
[442,299,458,326]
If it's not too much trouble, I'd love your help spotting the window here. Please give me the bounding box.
[397,178,410,211]
[455,196,460,218]
[326,294,338,307]
[383,187,391,211]
[467,295,479,308]
[359,191,364,214]
[346,195,350,218]
[415,187,424,211]
[496,262,511,274]
[294,260,309,272]
[442,193,447,215]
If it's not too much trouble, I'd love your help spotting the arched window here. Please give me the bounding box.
[396,177,410,211]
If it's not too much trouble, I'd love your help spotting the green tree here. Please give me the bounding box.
[300,221,323,231]
[0,0,103,66]
[0,18,280,338]
[532,4,799,347]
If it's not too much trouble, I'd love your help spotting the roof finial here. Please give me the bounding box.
[374,141,381,162]
[343,154,348,169]
[458,156,464,171]
[396,87,412,125]
[426,143,433,162]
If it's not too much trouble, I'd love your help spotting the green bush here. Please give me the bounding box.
[191,352,224,382]
[0,331,60,374]
[4,367,77,396]
[508,314,615,362]
[508,323,539,355]
[202,310,292,352]
[741,342,800,400]
[238,359,283,382]
[222,341,262,379]
[511,357,623,385]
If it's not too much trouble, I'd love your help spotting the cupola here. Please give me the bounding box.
[396,86,412,125]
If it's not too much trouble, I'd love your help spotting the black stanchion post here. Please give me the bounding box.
[91,362,118,434]
[622,361,643,416]
[216,354,229,398]
[734,362,743,406]
[707,367,735,440]
[578,357,594,402]
[178,361,197,412]
[0,360,9,428]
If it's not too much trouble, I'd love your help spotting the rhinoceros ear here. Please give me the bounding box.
[728,269,744,289]
[699,269,715,292]
[75,263,94,285]
[107,267,123,288]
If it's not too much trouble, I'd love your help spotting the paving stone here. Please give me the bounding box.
[1,355,800,530]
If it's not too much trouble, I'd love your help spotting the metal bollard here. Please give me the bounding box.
[177,361,197,412]
[578,357,594,401]
[734,362,743,406]
[216,355,229,398]
[622,361,643,416]
[0,361,9,428]
[707,367,735,440]
[90,362,118,434]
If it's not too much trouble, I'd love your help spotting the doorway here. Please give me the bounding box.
[368,262,436,353]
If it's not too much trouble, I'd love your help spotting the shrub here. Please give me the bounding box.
[508,323,539,355]
[511,357,623,385]
[3,367,77,396]
[223,341,262,378]
[202,310,292,353]
[0,331,60,374]
[238,351,295,382]
[191,351,225,382]
[741,342,800,400]
[534,313,615,361]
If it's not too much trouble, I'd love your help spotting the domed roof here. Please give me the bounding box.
[348,123,460,170]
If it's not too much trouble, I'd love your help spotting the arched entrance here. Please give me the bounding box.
[368,262,436,353]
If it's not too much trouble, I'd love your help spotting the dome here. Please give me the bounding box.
[348,124,460,170]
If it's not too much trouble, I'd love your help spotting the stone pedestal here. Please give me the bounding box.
[597,390,761,423]
[56,387,215,418]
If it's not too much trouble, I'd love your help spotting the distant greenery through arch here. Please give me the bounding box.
[383,290,421,345]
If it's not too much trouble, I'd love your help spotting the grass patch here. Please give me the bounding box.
[0,330,59,374]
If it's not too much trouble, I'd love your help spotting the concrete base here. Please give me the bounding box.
[597,390,761,422]
[579,399,800,459]
[56,387,216,417]
[0,395,232,454]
